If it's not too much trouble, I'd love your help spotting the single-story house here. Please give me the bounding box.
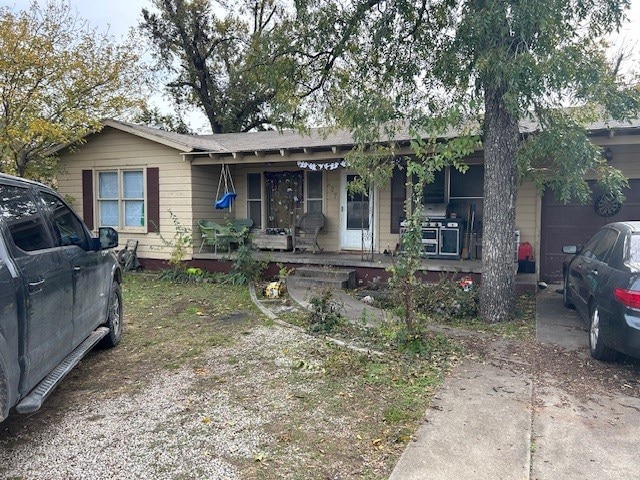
[54,118,640,285]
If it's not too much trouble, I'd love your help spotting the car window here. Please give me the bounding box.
[629,234,640,264]
[590,228,618,263]
[0,184,54,252]
[581,229,608,260]
[39,192,89,250]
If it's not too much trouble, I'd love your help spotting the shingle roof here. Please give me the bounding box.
[102,116,640,156]
[103,119,228,152]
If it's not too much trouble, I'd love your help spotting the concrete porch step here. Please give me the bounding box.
[288,266,356,290]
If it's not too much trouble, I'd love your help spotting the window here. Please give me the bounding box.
[97,170,145,230]
[306,171,323,213]
[40,192,89,250]
[0,185,53,252]
[421,169,446,204]
[247,172,262,229]
[347,174,369,229]
[449,165,484,234]
[450,165,484,198]
[630,234,640,264]
[583,228,618,263]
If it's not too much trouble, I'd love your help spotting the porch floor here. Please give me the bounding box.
[194,249,483,273]
[192,249,537,293]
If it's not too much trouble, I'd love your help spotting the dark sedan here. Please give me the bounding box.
[563,221,640,361]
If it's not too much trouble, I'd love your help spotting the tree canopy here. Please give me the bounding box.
[140,0,305,133]
[294,0,640,322]
[0,1,146,181]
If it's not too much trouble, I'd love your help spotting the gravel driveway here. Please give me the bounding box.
[0,326,337,479]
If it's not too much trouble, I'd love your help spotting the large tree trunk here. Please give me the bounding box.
[479,84,520,323]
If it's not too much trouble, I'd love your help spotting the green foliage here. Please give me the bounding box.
[387,207,422,335]
[414,277,479,319]
[307,289,344,333]
[153,210,193,269]
[140,0,304,133]
[159,267,226,284]
[0,1,145,180]
[228,243,267,285]
[132,106,193,134]
[294,0,640,323]
[276,263,295,281]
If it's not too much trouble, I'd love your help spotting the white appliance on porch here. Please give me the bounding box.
[400,203,465,259]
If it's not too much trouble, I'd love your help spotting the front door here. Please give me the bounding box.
[340,171,373,250]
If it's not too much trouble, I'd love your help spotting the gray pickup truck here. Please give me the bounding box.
[0,173,122,422]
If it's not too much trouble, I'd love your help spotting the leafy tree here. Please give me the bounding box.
[132,106,193,134]
[140,0,303,133]
[296,0,640,323]
[0,1,146,181]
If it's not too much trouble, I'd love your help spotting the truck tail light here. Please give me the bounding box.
[614,288,640,309]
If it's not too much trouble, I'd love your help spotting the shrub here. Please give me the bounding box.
[307,289,344,333]
[159,267,225,284]
[413,277,478,319]
[227,243,267,285]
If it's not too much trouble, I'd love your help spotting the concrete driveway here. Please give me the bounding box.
[532,286,640,479]
[389,285,640,480]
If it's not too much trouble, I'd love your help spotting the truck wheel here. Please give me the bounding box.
[99,282,123,349]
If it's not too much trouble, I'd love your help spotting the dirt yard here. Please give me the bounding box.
[1,274,639,480]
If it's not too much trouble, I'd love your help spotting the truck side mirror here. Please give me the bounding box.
[98,227,119,250]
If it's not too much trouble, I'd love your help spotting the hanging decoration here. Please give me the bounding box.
[297,160,346,171]
[265,171,303,229]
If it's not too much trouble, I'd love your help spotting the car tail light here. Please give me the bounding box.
[614,288,640,309]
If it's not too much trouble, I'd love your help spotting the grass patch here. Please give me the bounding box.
[1,273,463,480]
[121,272,262,371]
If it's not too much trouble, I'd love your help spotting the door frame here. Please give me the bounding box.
[340,170,375,251]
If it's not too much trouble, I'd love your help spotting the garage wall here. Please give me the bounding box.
[539,139,640,282]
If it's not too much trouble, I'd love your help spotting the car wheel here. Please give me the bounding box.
[99,282,123,349]
[563,273,574,309]
[0,367,8,422]
[589,304,617,361]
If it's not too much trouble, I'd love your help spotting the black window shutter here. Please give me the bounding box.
[147,167,160,233]
[81,170,94,230]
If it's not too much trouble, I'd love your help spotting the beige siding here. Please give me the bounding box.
[603,143,640,178]
[515,180,538,247]
[377,183,397,252]
[57,128,194,260]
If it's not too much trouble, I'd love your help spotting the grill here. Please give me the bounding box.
[400,204,465,259]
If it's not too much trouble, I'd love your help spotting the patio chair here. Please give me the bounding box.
[198,220,235,253]
[293,211,325,253]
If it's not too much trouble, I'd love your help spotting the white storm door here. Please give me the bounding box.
[340,171,372,250]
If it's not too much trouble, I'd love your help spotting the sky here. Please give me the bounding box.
[2,0,640,132]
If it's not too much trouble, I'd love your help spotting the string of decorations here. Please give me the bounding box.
[296,160,346,171]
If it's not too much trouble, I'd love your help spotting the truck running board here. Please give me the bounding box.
[16,327,109,414]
